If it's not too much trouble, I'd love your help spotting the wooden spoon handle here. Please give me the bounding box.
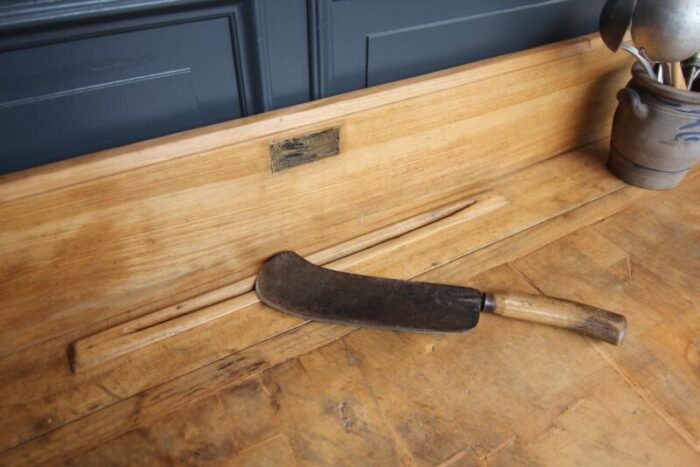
[484,293,627,345]
[672,62,687,90]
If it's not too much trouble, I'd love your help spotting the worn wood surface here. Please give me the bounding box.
[45,168,699,466]
[0,145,627,461]
[2,33,697,466]
[69,196,491,372]
[2,145,698,465]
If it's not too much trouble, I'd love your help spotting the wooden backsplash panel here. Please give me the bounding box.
[0,35,632,354]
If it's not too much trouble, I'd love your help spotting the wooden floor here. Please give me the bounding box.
[1,34,698,466]
[3,144,698,466]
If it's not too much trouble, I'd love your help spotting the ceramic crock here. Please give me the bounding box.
[609,64,700,189]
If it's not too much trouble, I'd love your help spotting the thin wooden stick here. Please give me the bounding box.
[70,193,503,372]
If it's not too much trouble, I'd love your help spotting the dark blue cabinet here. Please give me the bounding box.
[311,0,605,96]
[0,0,604,175]
[1,18,245,173]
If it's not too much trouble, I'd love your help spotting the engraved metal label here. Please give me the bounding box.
[269,127,340,172]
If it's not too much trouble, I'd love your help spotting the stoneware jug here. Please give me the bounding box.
[609,64,700,189]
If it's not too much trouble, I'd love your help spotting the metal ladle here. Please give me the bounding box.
[599,0,637,52]
[683,52,700,90]
[619,43,657,78]
[632,0,700,89]
[599,0,657,79]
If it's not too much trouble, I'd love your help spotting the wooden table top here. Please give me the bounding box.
[6,145,698,466]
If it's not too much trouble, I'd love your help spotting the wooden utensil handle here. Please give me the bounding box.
[484,293,626,345]
[672,62,687,90]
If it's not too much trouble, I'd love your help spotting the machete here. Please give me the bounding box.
[255,251,627,346]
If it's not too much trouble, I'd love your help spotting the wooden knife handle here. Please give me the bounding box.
[483,293,626,346]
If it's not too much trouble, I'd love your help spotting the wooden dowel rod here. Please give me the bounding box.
[70,193,501,372]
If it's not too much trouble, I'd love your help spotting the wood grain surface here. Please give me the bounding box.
[3,144,697,465]
[68,195,493,372]
[3,33,697,466]
[52,173,700,465]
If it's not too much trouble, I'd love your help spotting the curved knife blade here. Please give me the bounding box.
[255,251,483,332]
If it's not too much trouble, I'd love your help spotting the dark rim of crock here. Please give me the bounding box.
[631,63,700,105]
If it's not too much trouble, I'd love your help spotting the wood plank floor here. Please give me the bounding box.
[4,144,697,466]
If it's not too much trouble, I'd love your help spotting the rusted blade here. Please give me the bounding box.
[255,251,483,332]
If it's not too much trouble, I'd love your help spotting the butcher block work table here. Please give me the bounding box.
[1,34,699,465]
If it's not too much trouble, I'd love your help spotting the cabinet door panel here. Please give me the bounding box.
[313,0,606,96]
[366,1,602,86]
[1,70,203,172]
[0,17,242,173]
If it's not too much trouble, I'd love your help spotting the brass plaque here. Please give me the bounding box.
[269,127,340,172]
